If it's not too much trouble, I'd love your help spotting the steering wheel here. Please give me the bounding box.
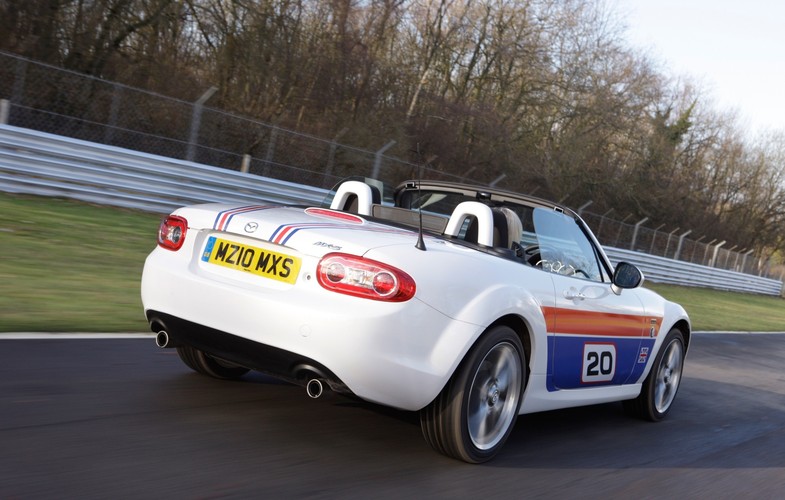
[524,245,541,266]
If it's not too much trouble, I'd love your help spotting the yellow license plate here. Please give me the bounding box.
[201,236,301,284]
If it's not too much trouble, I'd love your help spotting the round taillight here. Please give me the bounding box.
[325,262,345,283]
[372,271,397,296]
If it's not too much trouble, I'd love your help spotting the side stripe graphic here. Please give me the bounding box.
[541,306,662,338]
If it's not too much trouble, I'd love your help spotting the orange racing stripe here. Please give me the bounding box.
[541,306,662,338]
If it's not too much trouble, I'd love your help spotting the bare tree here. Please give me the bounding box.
[3,0,784,263]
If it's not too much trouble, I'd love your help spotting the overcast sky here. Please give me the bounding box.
[616,0,785,134]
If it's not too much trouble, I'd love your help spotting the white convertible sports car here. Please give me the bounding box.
[141,178,690,463]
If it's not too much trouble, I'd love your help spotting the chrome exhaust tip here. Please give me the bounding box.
[306,379,325,399]
[155,330,170,348]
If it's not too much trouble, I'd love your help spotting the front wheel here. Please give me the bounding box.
[176,345,250,380]
[624,328,685,421]
[420,325,525,463]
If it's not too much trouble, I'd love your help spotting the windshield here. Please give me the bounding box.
[531,208,604,281]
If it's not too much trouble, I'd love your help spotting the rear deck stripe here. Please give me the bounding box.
[213,205,273,231]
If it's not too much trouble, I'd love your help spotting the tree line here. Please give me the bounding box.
[1,0,784,262]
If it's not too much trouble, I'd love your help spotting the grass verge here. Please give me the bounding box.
[1,193,161,332]
[645,283,785,332]
[1,192,783,332]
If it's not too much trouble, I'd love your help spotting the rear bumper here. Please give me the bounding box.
[147,311,349,393]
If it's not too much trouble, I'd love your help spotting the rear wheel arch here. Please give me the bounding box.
[423,315,530,412]
[672,319,691,350]
[487,314,532,381]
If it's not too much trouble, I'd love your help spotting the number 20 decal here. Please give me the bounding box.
[582,343,616,383]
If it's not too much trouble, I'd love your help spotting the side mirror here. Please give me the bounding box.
[611,262,644,295]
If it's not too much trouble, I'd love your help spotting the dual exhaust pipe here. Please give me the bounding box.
[155,330,330,400]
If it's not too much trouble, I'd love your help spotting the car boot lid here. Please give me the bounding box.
[173,203,424,258]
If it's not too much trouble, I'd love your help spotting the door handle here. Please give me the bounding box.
[563,289,586,301]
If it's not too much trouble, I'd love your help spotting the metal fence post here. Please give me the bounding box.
[186,86,218,162]
[104,85,122,144]
[741,249,754,274]
[648,223,665,255]
[733,248,745,271]
[723,245,738,269]
[240,154,252,174]
[664,228,679,257]
[0,99,9,124]
[710,240,726,267]
[372,140,396,179]
[262,128,279,177]
[690,236,705,263]
[12,57,27,104]
[596,209,613,243]
[674,229,692,260]
[577,201,592,215]
[489,174,507,187]
[702,239,717,265]
[613,214,631,247]
[630,217,649,250]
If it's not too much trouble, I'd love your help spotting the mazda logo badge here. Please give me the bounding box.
[244,222,259,233]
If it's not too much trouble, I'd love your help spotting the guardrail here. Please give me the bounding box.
[0,124,326,213]
[1,124,781,296]
[604,247,782,296]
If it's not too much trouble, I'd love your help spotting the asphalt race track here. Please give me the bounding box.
[1,333,784,498]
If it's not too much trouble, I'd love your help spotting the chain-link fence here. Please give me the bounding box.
[580,210,775,278]
[0,51,468,190]
[0,51,782,282]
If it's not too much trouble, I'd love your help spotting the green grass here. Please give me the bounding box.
[1,192,783,332]
[0,193,161,332]
[645,283,785,332]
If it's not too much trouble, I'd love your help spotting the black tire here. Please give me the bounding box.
[624,328,685,421]
[420,325,525,463]
[176,345,250,380]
